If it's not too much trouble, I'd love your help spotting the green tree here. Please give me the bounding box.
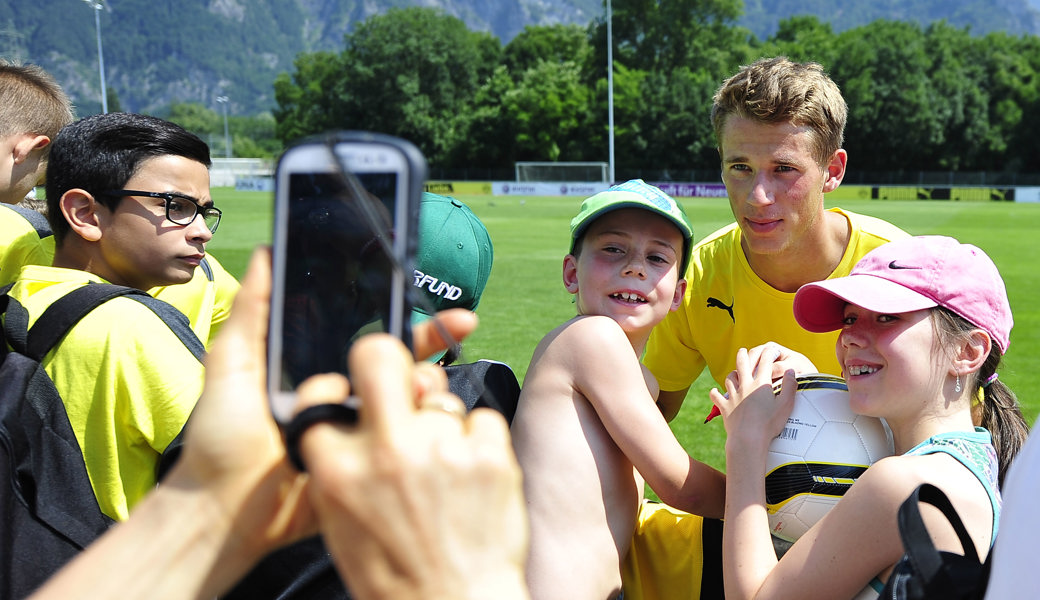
[829,20,946,171]
[164,102,281,159]
[166,102,220,134]
[920,22,992,170]
[504,59,592,161]
[594,64,719,174]
[583,0,752,173]
[503,23,592,73]
[106,88,123,114]
[763,15,840,67]
[977,32,1040,173]
[273,51,346,145]
[596,0,746,74]
[452,66,520,168]
[274,8,501,165]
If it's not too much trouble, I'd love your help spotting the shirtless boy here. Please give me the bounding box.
[511,180,726,600]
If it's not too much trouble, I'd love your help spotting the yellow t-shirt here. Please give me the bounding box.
[150,253,240,347]
[0,203,239,348]
[0,203,55,288]
[643,208,909,391]
[7,265,204,520]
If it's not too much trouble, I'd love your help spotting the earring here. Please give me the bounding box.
[955,374,962,394]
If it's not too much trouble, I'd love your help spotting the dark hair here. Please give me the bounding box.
[45,112,211,244]
[933,307,1029,488]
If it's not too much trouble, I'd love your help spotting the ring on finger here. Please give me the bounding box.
[419,395,468,418]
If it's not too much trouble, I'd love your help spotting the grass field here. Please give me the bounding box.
[208,188,1040,472]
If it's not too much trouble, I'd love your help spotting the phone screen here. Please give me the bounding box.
[268,138,419,424]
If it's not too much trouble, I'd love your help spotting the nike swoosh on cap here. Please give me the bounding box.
[888,261,921,269]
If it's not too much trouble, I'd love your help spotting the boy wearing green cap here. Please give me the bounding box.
[511,180,726,600]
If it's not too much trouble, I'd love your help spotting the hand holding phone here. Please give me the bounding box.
[267,132,426,425]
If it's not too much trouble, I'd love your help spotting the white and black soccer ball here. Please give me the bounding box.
[765,373,894,543]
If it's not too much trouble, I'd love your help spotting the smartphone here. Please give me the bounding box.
[267,131,426,425]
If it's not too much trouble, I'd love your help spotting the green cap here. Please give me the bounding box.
[569,179,693,273]
[412,192,494,319]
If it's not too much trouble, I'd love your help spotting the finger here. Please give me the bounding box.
[289,374,354,472]
[733,347,750,375]
[412,309,479,361]
[723,367,738,394]
[752,343,782,379]
[707,389,726,422]
[777,369,798,403]
[744,343,766,365]
[295,373,351,411]
[348,333,415,437]
[463,407,511,444]
[416,391,468,423]
[412,362,450,409]
[464,408,521,473]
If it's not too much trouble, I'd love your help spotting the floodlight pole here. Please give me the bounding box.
[216,96,231,158]
[606,0,615,184]
[83,0,108,114]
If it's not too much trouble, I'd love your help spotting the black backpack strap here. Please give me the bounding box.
[24,283,153,360]
[122,293,206,361]
[898,483,981,581]
[199,255,214,281]
[116,293,207,478]
[885,482,989,600]
[1,282,22,356]
[3,203,53,238]
[11,282,205,363]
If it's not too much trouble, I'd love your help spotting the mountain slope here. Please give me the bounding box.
[0,0,1036,116]
[740,0,1040,39]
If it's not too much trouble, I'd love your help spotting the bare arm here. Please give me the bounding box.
[570,317,726,517]
[712,346,906,600]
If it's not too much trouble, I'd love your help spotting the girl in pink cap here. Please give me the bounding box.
[712,235,1028,599]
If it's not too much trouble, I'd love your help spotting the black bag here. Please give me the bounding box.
[880,483,992,600]
[443,359,521,423]
[0,282,205,599]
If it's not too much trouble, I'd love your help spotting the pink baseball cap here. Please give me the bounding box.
[793,236,1013,353]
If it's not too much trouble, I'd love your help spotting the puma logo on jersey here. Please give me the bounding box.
[706,297,734,322]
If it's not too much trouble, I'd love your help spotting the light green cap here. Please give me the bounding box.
[569,179,693,273]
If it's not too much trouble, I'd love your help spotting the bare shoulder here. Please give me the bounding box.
[847,452,981,511]
[522,315,628,387]
[541,315,633,358]
[564,314,628,338]
[521,315,647,406]
[849,454,923,504]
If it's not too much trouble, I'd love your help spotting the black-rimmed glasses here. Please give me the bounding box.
[101,189,222,233]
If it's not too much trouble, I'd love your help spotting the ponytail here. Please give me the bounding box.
[934,307,1029,489]
[975,350,1029,488]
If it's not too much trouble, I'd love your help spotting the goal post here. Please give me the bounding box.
[515,161,609,183]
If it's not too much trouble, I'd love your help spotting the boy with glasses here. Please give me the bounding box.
[0,61,239,347]
[6,112,215,521]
